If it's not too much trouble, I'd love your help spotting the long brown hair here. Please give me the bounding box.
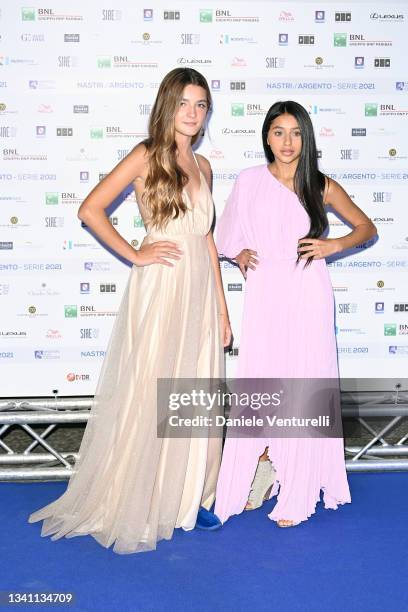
[142,68,212,229]
[262,101,327,267]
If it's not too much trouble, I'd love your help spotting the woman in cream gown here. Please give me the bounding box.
[28,68,231,554]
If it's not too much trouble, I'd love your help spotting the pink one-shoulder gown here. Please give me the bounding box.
[214,164,351,525]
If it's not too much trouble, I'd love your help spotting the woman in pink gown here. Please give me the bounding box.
[214,101,376,527]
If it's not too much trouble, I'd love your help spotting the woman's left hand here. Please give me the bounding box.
[219,313,232,348]
[297,238,341,260]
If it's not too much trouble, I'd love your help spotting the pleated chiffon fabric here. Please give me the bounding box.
[214,164,351,525]
[29,166,224,553]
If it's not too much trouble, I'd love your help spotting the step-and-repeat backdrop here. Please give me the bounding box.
[1,1,407,396]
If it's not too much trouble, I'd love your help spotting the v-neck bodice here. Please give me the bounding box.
[183,153,204,209]
[144,156,214,238]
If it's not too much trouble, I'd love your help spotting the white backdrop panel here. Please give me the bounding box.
[0,1,407,395]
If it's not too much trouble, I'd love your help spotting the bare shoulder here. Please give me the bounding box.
[127,142,149,181]
[323,176,348,204]
[323,175,346,205]
[78,142,150,216]
[195,153,212,187]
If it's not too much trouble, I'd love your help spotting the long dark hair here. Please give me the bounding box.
[262,101,327,266]
[142,67,212,229]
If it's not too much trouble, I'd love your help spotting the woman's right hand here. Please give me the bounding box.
[234,249,258,279]
[133,240,183,267]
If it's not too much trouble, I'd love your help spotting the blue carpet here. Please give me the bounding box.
[1,473,407,612]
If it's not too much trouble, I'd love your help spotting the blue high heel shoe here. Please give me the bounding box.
[195,507,222,531]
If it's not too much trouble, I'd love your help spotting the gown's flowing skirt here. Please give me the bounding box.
[215,258,351,525]
[29,233,224,553]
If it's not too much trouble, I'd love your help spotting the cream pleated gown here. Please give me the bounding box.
[29,157,224,553]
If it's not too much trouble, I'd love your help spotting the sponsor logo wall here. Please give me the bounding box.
[0,1,407,394]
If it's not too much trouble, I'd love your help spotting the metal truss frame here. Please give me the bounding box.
[0,397,90,480]
[0,392,407,480]
[342,389,408,471]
